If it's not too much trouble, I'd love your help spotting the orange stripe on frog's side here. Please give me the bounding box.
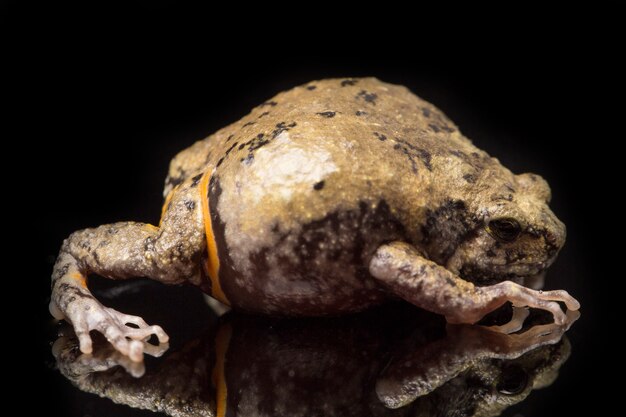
[70,272,87,289]
[199,171,230,305]
[212,323,232,417]
[160,189,176,227]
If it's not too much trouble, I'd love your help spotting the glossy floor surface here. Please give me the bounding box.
[50,281,580,417]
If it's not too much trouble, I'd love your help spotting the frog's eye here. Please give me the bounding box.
[486,218,521,242]
[496,365,529,395]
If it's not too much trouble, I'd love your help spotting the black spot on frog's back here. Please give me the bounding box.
[225,142,239,156]
[247,133,269,151]
[234,122,298,167]
[373,132,387,141]
[184,200,196,211]
[417,149,432,171]
[428,124,441,133]
[356,90,378,105]
[272,121,297,138]
[391,138,433,173]
[449,150,487,171]
[191,174,203,187]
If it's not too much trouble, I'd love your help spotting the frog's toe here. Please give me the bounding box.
[119,313,169,342]
[533,289,580,311]
[67,310,94,355]
[66,299,169,362]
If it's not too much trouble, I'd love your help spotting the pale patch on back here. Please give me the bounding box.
[247,132,338,202]
[217,131,339,279]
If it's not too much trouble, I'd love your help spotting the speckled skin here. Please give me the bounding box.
[50,78,579,360]
[54,308,577,416]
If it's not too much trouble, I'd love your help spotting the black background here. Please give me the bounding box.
[4,2,615,416]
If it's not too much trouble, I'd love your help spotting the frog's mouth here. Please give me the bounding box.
[457,264,547,287]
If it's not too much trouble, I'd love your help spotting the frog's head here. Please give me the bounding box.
[445,172,565,287]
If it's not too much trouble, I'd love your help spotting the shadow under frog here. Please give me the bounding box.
[53,304,578,417]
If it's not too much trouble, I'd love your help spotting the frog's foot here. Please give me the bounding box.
[482,281,580,326]
[488,306,529,334]
[53,297,169,362]
[52,327,169,378]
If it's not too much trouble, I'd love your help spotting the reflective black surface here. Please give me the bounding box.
[12,3,612,415]
[49,280,578,417]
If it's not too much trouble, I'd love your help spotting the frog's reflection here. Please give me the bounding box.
[54,305,578,417]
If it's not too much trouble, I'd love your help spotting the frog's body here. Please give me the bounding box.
[50,78,579,361]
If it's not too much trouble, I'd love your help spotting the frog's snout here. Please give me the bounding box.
[543,214,566,261]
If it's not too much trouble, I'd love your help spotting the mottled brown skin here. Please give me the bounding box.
[50,78,579,360]
[54,307,577,416]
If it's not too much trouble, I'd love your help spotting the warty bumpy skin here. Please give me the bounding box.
[50,78,580,360]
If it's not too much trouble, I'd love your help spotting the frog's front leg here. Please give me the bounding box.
[369,241,580,325]
[50,180,206,361]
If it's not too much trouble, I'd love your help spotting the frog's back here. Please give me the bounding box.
[169,78,486,314]
[165,77,473,196]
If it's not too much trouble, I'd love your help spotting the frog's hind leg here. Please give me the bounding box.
[50,179,206,361]
[369,241,580,326]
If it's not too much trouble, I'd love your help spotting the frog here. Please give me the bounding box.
[49,77,580,361]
